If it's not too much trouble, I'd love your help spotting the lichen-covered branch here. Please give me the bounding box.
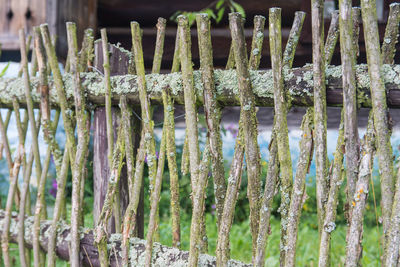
[0,109,11,161]
[216,125,244,266]
[122,130,145,266]
[18,36,32,78]
[339,0,360,224]
[269,8,294,264]
[1,145,23,267]
[121,98,137,266]
[226,43,235,70]
[283,11,306,69]
[34,27,63,175]
[258,10,306,267]
[0,110,13,173]
[196,13,226,230]
[254,132,279,267]
[66,22,91,267]
[165,25,181,249]
[131,20,158,214]
[177,15,208,265]
[248,15,265,70]
[312,0,328,233]
[33,146,51,267]
[324,10,339,65]
[144,128,166,266]
[47,147,70,267]
[3,64,400,108]
[383,8,400,262]
[381,3,400,65]
[229,13,262,260]
[17,113,41,267]
[94,123,126,267]
[79,28,95,73]
[318,112,345,266]
[188,144,210,267]
[217,12,267,265]
[32,114,60,267]
[40,24,77,171]
[152,18,167,74]
[384,157,400,266]
[344,114,375,267]
[19,28,44,267]
[144,17,168,265]
[352,7,361,63]
[284,109,313,267]
[177,16,201,189]
[101,28,121,236]
[360,0,395,250]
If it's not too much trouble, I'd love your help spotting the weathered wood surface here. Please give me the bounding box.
[0,0,96,56]
[0,210,250,267]
[1,64,400,108]
[92,40,143,237]
[99,0,301,28]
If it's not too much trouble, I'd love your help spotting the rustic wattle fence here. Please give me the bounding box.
[1,0,400,266]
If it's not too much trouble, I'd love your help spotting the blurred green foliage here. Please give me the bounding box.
[170,0,245,26]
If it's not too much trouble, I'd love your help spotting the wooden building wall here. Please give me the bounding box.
[1,0,399,66]
[0,0,97,57]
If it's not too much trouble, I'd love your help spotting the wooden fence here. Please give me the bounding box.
[0,0,400,266]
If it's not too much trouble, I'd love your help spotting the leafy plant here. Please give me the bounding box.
[0,62,10,78]
[170,0,245,26]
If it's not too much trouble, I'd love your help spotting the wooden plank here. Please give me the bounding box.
[46,0,97,57]
[92,41,143,237]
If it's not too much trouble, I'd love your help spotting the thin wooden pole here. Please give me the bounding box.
[360,0,395,253]
[196,13,226,230]
[1,99,27,266]
[0,110,11,161]
[66,22,90,267]
[248,15,266,70]
[283,11,306,69]
[284,109,314,267]
[381,3,400,65]
[94,123,126,267]
[344,115,375,267]
[19,28,44,267]
[269,8,294,264]
[255,9,305,267]
[131,21,158,216]
[383,6,400,264]
[340,0,360,224]
[311,0,328,233]
[40,24,77,164]
[144,17,167,265]
[318,112,345,266]
[167,29,181,248]
[324,10,339,65]
[178,15,209,265]
[17,113,41,267]
[229,13,262,260]
[216,124,244,266]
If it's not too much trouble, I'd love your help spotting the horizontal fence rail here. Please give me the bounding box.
[2,64,400,108]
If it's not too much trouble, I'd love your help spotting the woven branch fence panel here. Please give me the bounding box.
[0,1,400,266]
